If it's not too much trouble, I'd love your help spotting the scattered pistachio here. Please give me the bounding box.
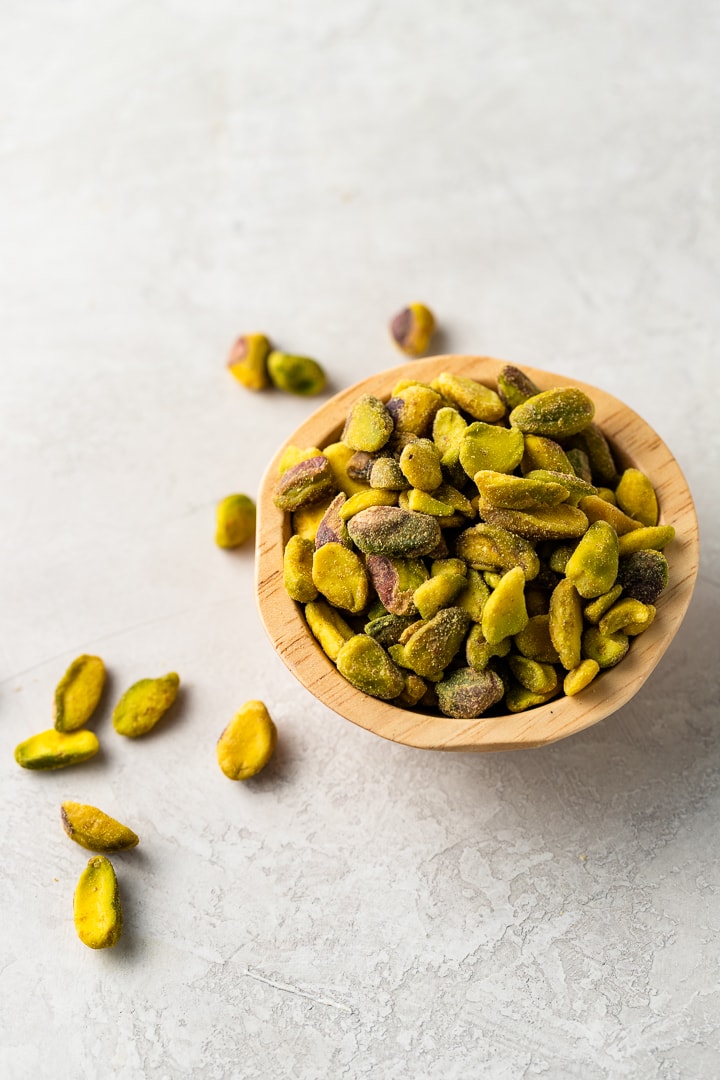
[112,673,180,738]
[61,801,139,852]
[267,351,326,395]
[74,856,123,949]
[227,333,271,391]
[215,494,257,548]
[15,728,100,770]
[389,303,436,357]
[217,700,277,780]
[53,655,106,733]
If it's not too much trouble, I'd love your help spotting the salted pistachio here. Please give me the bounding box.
[617,525,675,557]
[583,584,623,624]
[564,520,619,599]
[61,801,139,852]
[456,568,491,622]
[509,387,595,438]
[389,302,436,357]
[342,394,394,452]
[399,439,443,492]
[364,613,417,647]
[226,333,271,391]
[305,600,355,661]
[277,444,323,475]
[347,506,441,557]
[436,667,505,719]
[549,579,583,670]
[413,573,466,621]
[615,468,659,527]
[548,544,576,574]
[215,494,257,548]
[432,558,467,578]
[292,497,334,541]
[483,571,504,590]
[397,672,429,707]
[283,535,318,602]
[596,487,618,505]
[566,423,618,486]
[481,566,529,645]
[582,626,629,668]
[524,469,596,505]
[456,523,540,580]
[339,489,398,520]
[315,493,351,549]
[505,681,559,713]
[54,654,106,733]
[466,623,511,670]
[474,470,570,510]
[386,383,443,436]
[497,364,541,409]
[322,442,371,497]
[74,856,123,949]
[267,351,326,395]
[520,434,575,476]
[113,674,179,737]
[459,422,525,477]
[403,607,471,678]
[578,494,642,535]
[312,543,368,614]
[508,655,559,695]
[617,549,669,604]
[398,619,425,645]
[599,599,656,637]
[479,501,590,542]
[369,456,409,490]
[273,456,337,511]
[336,635,405,699]
[406,489,453,516]
[563,659,600,696]
[567,447,593,484]
[15,728,100,770]
[366,555,428,615]
[346,450,378,483]
[433,484,475,517]
[217,700,277,780]
[432,406,468,471]
[432,373,506,423]
[513,614,560,663]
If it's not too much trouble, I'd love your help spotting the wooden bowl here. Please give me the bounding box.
[255,356,699,752]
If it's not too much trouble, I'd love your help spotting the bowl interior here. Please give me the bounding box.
[255,355,699,752]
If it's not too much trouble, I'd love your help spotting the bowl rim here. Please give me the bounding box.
[255,355,700,752]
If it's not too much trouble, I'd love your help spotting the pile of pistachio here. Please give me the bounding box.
[275,366,675,720]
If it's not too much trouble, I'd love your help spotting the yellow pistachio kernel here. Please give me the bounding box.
[563,659,601,696]
[312,543,369,614]
[112,674,180,738]
[217,700,277,780]
[215,494,257,548]
[226,333,271,391]
[15,728,100,771]
[53,654,106,733]
[389,303,436,357]
[61,801,139,852]
[74,855,123,949]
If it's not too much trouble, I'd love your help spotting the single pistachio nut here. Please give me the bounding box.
[509,387,595,438]
[459,422,525,477]
[61,801,139,852]
[525,469,597,505]
[436,667,505,719]
[273,456,337,512]
[496,365,541,409]
[346,450,378,483]
[578,494,642,535]
[599,599,655,637]
[582,626,629,668]
[617,525,675,558]
[342,394,394,452]
[583,584,624,624]
[615,468,659,527]
[508,655,559,695]
[315,493,351,549]
[277,444,323,475]
[432,373,506,423]
[413,573,466,621]
[466,623,511,670]
[520,435,575,476]
[305,600,355,661]
[397,672,429,707]
[548,579,583,670]
[567,447,593,485]
[481,566,529,645]
[74,856,123,949]
[563,519,619,599]
[215,494,257,548]
[474,470,570,510]
[406,489,453,516]
[616,550,669,604]
[217,700,277,780]
[563,659,601,696]
[505,681,559,713]
[389,303,436,357]
[386,384,444,436]
[267,351,326,395]
[364,613,417,647]
[227,333,271,391]
[283,535,318,602]
[513,614,561,664]
[369,456,409,490]
[347,506,441,557]
[399,439,443,492]
[112,673,180,737]
[15,728,100,770]
[456,568,491,622]
[403,607,471,678]
[53,655,106,733]
[366,555,428,616]
[292,496,334,541]
[477,501,590,542]
[312,542,369,614]
[322,442,372,497]
[456,523,540,580]
[336,635,405,699]
[338,489,398,520]
[432,406,468,470]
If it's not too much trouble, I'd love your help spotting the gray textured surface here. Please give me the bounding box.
[1,2,719,1077]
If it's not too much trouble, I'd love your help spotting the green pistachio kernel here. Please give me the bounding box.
[457,523,540,580]
[548,544,577,574]
[456,568,491,622]
[338,489,398,520]
[615,468,659,527]
[564,520,619,599]
[617,525,675,558]
[465,623,512,670]
[507,655,559,695]
[226,333,271,391]
[312,542,369,614]
[563,659,601,696]
[54,655,106,733]
[599,599,656,636]
[549,579,583,670]
[273,456,337,511]
[406,489,453,516]
[369,456,409,490]
[459,422,525,477]
[15,728,100,770]
[583,584,624,624]
[520,435,575,476]
[436,667,505,719]
[399,439,443,492]
[336,635,405,699]
[577,495,642,535]
[347,506,441,557]
[505,681,559,713]
[113,674,180,737]
[315,493,351,549]
[366,555,429,616]
[215,494,257,548]
[509,387,595,438]
[617,550,669,604]
[305,600,355,661]
[386,383,443,436]
[566,423,618,486]
[481,566,529,645]
[432,406,468,470]
[342,394,394,452]
[496,365,541,409]
[413,573,466,621]
[513,614,561,664]
[432,373,506,423]
[582,626,629,668]
[364,613,417,647]
[403,607,471,678]
[477,501,590,541]
[267,351,326,395]
[474,470,570,510]
[74,855,123,950]
[567,447,593,484]
[283,535,318,603]
[431,558,467,578]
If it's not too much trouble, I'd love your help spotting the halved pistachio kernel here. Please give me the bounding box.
[466,624,511,670]
[267,351,326,395]
[566,423,618,486]
[563,659,601,696]
[524,469,597,504]
[431,373,506,423]
[549,579,583,670]
[478,501,590,542]
[305,600,355,661]
[312,543,368,614]
[397,672,429,707]
[457,523,540,579]
[437,667,505,719]
[315,493,351,549]
[215,494,257,548]
[217,700,277,781]
[520,435,575,476]
[366,555,428,616]
[481,566,529,645]
[273,456,337,511]
[113,673,180,737]
[513,614,561,664]
[615,468,659,527]
[599,599,656,637]
[322,441,372,497]
[508,655,559,695]
[283,535,318,603]
[582,627,629,668]
[277,444,323,475]
[336,635,405,699]
[369,456,409,490]
[617,550,668,604]
[406,489,453,516]
[474,470,570,510]
[347,506,441,557]
[342,394,394,452]
[364,613,417,647]
[386,383,443,436]
[456,568,491,622]
[578,494,643,535]
[564,520,619,599]
[403,607,471,678]
[292,496,334,541]
[459,422,525,477]
[15,729,100,770]
[413,573,466,621]
[496,364,541,409]
[617,525,675,557]
[509,387,595,438]
[54,655,106,733]
[583,584,623,624]
[227,333,271,391]
[389,302,436,357]
[74,856,123,949]
[567,447,593,484]
[61,801,139,852]
[432,406,467,465]
[338,489,398,520]
[431,558,467,578]
[399,439,443,492]
[505,681,559,713]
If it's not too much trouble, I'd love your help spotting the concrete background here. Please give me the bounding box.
[1,2,718,1077]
